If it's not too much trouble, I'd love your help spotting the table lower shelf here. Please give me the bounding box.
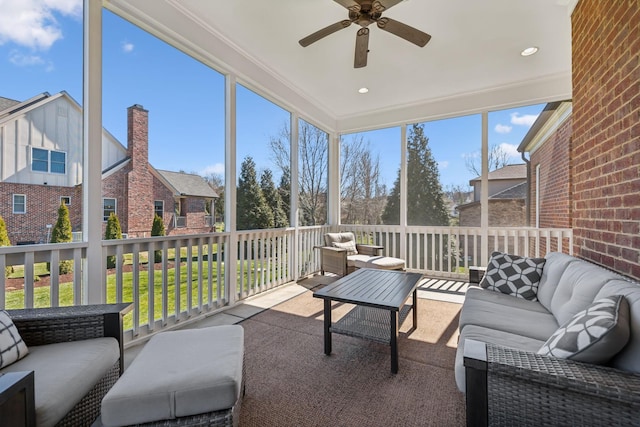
[330,304,413,345]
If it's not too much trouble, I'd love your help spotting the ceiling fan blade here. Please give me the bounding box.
[376,17,431,47]
[372,0,403,12]
[299,20,352,47]
[333,0,361,12]
[354,27,370,68]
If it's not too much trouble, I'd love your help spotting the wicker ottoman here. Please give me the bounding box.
[100,325,244,427]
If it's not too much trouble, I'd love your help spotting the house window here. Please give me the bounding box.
[13,194,26,214]
[61,196,71,206]
[103,198,116,221]
[31,147,66,174]
[154,200,164,218]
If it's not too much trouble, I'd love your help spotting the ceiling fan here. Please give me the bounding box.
[299,0,431,68]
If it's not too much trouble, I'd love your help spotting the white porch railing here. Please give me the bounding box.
[1,225,571,342]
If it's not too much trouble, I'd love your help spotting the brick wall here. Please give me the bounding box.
[0,183,80,244]
[126,105,154,237]
[102,166,129,236]
[530,117,572,229]
[458,199,526,227]
[572,0,640,279]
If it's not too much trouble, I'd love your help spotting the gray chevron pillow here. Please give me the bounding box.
[538,295,630,363]
[479,252,546,301]
[0,310,29,368]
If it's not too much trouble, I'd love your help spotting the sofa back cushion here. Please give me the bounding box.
[595,280,640,373]
[325,232,356,247]
[537,252,580,312]
[549,261,618,326]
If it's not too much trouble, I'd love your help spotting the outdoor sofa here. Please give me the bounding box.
[318,232,405,277]
[456,252,640,426]
[0,303,130,427]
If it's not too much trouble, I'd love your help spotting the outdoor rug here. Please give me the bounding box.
[238,284,465,427]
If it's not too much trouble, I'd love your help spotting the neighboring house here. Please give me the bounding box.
[456,164,527,227]
[0,92,217,244]
[517,100,572,252]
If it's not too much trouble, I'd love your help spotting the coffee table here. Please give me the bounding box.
[313,268,423,374]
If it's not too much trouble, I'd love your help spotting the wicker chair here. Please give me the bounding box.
[464,339,640,427]
[3,303,131,427]
[318,232,390,277]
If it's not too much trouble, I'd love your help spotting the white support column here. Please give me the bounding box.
[481,111,489,264]
[290,113,299,278]
[327,132,340,226]
[225,74,237,305]
[399,124,407,259]
[82,0,104,304]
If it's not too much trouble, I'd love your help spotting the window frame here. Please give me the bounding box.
[103,198,117,222]
[154,200,164,219]
[60,196,71,206]
[31,147,67,174]
[13,194,26,214]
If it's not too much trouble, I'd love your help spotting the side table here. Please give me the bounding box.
[0,371,35,427]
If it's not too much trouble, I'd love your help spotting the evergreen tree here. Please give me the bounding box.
[382,123,450,226]
[261,169,288,228]
[151,214,165,263]
[105,213,122,268]
[49,203,73,274]
[237,156,273,230]
[0,215,12,276]
[278,167,291,224]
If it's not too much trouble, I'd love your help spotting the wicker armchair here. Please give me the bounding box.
[317,232,384,277]
[464,339,640,427]
[3,303,131,427]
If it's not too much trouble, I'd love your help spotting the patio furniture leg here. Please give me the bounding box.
[391,310,399,374]
[323,299,332,355]
[412,288,418,327]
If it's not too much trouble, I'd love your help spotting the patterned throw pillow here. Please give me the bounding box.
[538,295,630,363]
[332,240,358,255]
[479,252,546,301]
[0,310,29,368]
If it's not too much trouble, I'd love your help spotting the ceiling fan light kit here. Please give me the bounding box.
[299,0,431,68]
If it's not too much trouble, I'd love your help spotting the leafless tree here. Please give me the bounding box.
[465,144,512,176]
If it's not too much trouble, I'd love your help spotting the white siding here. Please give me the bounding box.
[0,94,127,185]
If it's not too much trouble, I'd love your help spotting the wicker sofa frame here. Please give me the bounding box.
[464,339,640,427]
[318,243,384,277]
[5,303,131,427]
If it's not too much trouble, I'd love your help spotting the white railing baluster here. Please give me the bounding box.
[50,250,60,307]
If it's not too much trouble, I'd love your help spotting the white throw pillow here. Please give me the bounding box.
[0,310,29,368]
[332,240,358,255]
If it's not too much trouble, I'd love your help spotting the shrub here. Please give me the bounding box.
[0,215,12,276]
[151,214,165,263]
[49,203,73,274]
[105,213,122,268]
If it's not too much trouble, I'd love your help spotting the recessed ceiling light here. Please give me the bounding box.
[520,46,539,57]
[358,87,369,94]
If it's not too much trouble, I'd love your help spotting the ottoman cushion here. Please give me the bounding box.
[101,325,244,426]
[365,256,405,270]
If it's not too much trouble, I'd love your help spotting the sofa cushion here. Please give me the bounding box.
[1,337,119,427]
[0,310,29,368]
[595,280,640,373]
[332,240,358,255]
[347,254,373,268]
[550,260,621,326]
[537,252,581,312]
[459,287,559,341]
[101,325,244,426]
[365,256,405,270]
[538,295,630,364]
[480,252,545,301]
[455,325,546,392]
[325,232,356,247]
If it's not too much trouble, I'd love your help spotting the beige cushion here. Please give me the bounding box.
[101,325,244,426]
[332,240,358,255]
[365,256,405,270]
[324,232,356,247]
[2,338,119,427]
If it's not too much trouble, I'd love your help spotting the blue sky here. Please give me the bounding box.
[0,1,543,190]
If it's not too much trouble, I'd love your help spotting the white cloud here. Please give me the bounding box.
[498,143,520,158]
[0,0,82,50]
[438,160,449,169]
[9,50,45,66]
[510,112,539,127]
[200,163,225,176]
[122,42,134,53]
[494,124,512,134]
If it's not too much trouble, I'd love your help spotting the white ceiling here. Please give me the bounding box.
[104,0,573,133]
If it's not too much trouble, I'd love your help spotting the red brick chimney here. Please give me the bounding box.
[126,104,153,236]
